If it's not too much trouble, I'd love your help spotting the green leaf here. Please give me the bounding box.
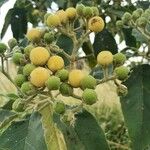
[122,28,137,47]
[0,0,8,7]
[93,29,118,56]
[56,34,73,65]
[0,112,47,150]
[82,41,97,68]
[121,65,150,150]
[0,109,15,123]
[1,9,14,39]
[54,110,110,150]
[10,8,27,40]
[40,104,67,150]
[132,28,147,43]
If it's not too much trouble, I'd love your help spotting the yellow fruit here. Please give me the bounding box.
[56,10,68,24]
[30,47,50,65]
[47,14,61,27]
[30,67,50,87]
[69,69,84,88]
[26,28,42,42]
[88,16,104,32]
[47,55,64,72]
[65,7,77,19]
[97,51,113,66]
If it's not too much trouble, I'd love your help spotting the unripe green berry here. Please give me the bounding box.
[83,7,93,18]
[14,74,26,87]
[56,69,69,81]
[141,13,150,19]
[81,75,96,90]
[54,101,65,114]
[122,12,132,23]
[82,89,97,105]
[114,66,129,80]
[136,8,143,15]
[24,45,34,57]
[21,82,35,95]
[145,8,150,14]
[59,83,73,96]
[76,4,85,16]
[44,32,55,44]
[91,7,99,16]
[12,52,24,65]
[17,66,24,74]
[12,98,24,112]
[45,76,61,91]
[136,17,147,28]
[116,20,124,29]
[0,43,7,54]
[113,53,126,65]
[44,13,52,25]
[23,64,36,76]
[132,11,141,21]
[8,38,17,49]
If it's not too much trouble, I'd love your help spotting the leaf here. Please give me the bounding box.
[1,9,14,39]
[0,112,47,150]
[54,110,110,150]
[56,34,73,65]
[93,29,118,57]
[10,8,27,40]
[0,109,15,123]
[82,41,97,68]
[132,28,147,43]
[121,65,150,150]
[0,0,8,7]
[40,104,67,150]
[122,28,137,47]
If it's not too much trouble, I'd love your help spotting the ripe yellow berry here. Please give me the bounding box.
[47,55,64,72]
[65,7,77,19]
[97,51,113,66]
[69,69,84,88]
[26,28,42,42]
[47,14,61,27]
[56,10,68,24]
[30,67,50,87]
[30,47,50,65]
[88,16,104,32]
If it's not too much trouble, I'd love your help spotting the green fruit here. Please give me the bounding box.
[44,32,55,44]
[81,75,96,89]
[59,83,73,96]
[122,12,132,23]
[0,43,7,54]
[91,7,99,16]
[113,53,126,65]
[24,45,34,57]
[76,4,85,16]
[54,101,65,114]
[21,82,35,95]
[44,13,52,24]
[14,74,26,87]
[12,98,24,112]
[114,66,129,80]
[83,7,93,18]
[45,76,61,90]
[12,52,24,65]
[132,11,141,21]
[56,69,69,81]
[8,38,17,49]
[116,20,124,29]
[136,8,143,15]
[82,89,97,105]
[136,17,147,28]
[23,64,36,76]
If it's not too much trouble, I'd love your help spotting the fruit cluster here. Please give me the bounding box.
[0,5,130,117]
[116,8,150,29]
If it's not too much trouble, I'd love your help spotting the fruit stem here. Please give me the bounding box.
[0,55,4,73]
[97,75,116,84]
